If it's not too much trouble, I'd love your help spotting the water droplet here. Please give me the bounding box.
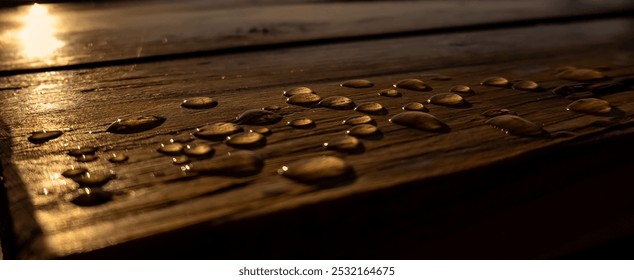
[427,93,466,107]
[555,66,576,73]
[481,108,517,118]
[565,91,594,100]
[187,151,264,177]
[422,74,452,81]
[323,136,364,154]
[552,83,590,95]
[263,105,282,111]
[76,154,99,163]
[283,87,315,97]
[481,77,510,87]
[342,115,375,126]
[486,115,545,137]
[67,146,98,157]
[28,130,63,143]
[106,115,166,134]
[225,132,266,148]
[557,68,607,81]
[183,143,215,158]
[378,88,401,97]
[72,172,115,187]
[250,127,272,136]
[402,102,427,112]
[62,167,88,178]
[235,109,283,125]
[589,82,627,95]
[450,85,474,94]
[286,93,322,106]
[393,79,432,91]
[389,111,449,132]
[157,143,184,155]
[566,98,612,115]
[108,153,129,163]
[169,133,194,143]
[278,156,354,185]
[181,97,218,109]
[512,80,542,91]
[70,188,113,207]
[194,122,243,140]
[287,118,315,129]
[341,79,373,88]
[354,102,387,115]
[172,155,190,165]
[318,96,355,110]
[346,124,380,138]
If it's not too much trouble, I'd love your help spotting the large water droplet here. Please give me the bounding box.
[108,153,129,163]
[72,172,115,187]
[106,115,166,134]
[389,111,449,132]
[235,109,283,125]
[283,87,315,97]
[181,97,218,109]
[402,102,427,112]
[323,136,364,154]
[481,77,510,87]
[318,96,355,110]
[157,143,184,155]
[194,122,243,140]
[183,143,215,158]
[71,188,113,207]
[225,132,266,148]
[354,102,387,115]
[427,93,466,107]
[287,118,315,129]
[342,115,375,126]
[486,115,545,137]
[286,93,322,106]
[566,98,612,115]
[557,68,607,81]
[62,167,88,178]
[28,130,63,143]
[512,80,542,91]
[341,79,373,88]
[187,151,264,177]
[378,88,401,97]
[278,156,354,185]
[393,79,432,91]
[346,124,380,138]
[450,85,474,94]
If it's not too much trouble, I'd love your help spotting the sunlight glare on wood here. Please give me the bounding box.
[18,4,65,59]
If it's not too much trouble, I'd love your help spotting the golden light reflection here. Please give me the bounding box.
[18,3,64,58]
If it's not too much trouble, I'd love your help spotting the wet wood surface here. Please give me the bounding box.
[1,0,634,259]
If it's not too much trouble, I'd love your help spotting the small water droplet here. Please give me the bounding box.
[342,115,375,126]
[324,136,364,154]
[62,167,88,178]
[72,172,115,187]
[235,109,283,125]
[354,102,387,115]
[393,79,432,91]
[250,127,272,136]
[67,146,98,157]
[589,82,627,95]
[555,66,576,73]
[263,105,282,111]
[402,102,427,112]
[278,156,354,185]
[172,155,190,164]
[286,93,322,106]
[283,87,315,97]
[341,79,373,88]
[481,108,517,118]
[552,83,590,95]
[512,80,542,91]
[427,93,466,107]
[225,132,266,148]
[28,130,63,143]
[389,111,449,132]
[565,91,594,100]
[187,151,264,177]
[287,118,315,129]
[346,124,380,138]
[557,68,607,81]
[181,97,218,109]
[107,115,166,134]
[486,115,545,137]
[183,143,215,158]
[194,122,243,140]
[76,154,99,162]
[318,96,355,110]
[423,74,452,81]
[450,85,474,94]
[481,77,510,87]
[70,188,113,207]
[169,133,194,143]
[378,88,401,97]
[108,153,129,163]
[566,98,612,115]
[157,143,184,155]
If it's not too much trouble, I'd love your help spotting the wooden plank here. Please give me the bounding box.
[0,0,633,73]
[1,17,634,259]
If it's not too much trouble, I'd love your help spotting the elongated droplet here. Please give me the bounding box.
[194,122,243,140]
[552,83,590,95]
[183,143,215,158]
[389,111,448,132]
[235,109,283,125]
[287,118,315,129]
[172,155,190,165]
[342,115,375,126]
[286,93,322,106]
[170,133,194,143]
[278,156,354,185]
[68,146,98,157]
[108,153,129,163]
[318,96,355,110]
[71,188,113,207]
[72,172,115,187]
[107,115,166,134]
[427,93,465,106]
[378,88,401,97]
[393,79,432,91]
[566,98,612,114]
[283,87,315,97]
[187,151,264,177]
[481,77,510,87]
[341,79,373,88]
[28,130,63,143]
[62,167,88,178]
[555,66,576,73]
[481,108,517,118]
[347,124,380,138]
[486,115,545,137]
[157,143,184,155]
[262,105,282,111]
[512,80,542,91]
[250,127,272,136]
[427,74,452,81]
[450,85,474,94]
[225,132,266,148]
[355,102,387,115]
[324,136,364,154]
[181,97,218,109]
[76,154,99,163]
[402,102,427,112]
[557,68,607,81]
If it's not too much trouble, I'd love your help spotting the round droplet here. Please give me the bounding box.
[557,68,607,81]
[278,156,354,185]
[287,118,315,129]
[393,79,432,91]
[341,79,373,88]
[194,122,243,140]
[76,154,99,163]
[402,102,427,112]
[67,146,98,157]
[181,97,218,109]
[481,108,517,118]
[187,151,264,177]
[512,80,542,91]
[106,115,166,134]
[225,132,266,148]
[250,127,272,136]
[71,188,113,207]
[318,96,355,110]
[427,93,465,106]
[157,143,184,155]
[324,136,364,154]
[72,172,115,187]
[108,153,129,163]
[566,98,612,114]
[283,87,315,97]
[565,91,594,100]
[389,111,448,132]
[286,93,322,106]
[346,124,380,138]
[28,130,63,143]
[183,143,215,158]
[450,85,474,94]
[235,109,283,125]
[486,115,545,137]
[378,88,401,97]
[552,83,590,95]
[169,133,194,143]
[172,155,190,164]
[354,102,387,115]
[62,167,88,178]
[342,115,375,126]
[481,77,510,87]
[262,105,282,111]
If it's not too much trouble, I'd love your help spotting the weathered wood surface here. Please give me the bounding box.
[0,0,633,73]
[1,1,634,259]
